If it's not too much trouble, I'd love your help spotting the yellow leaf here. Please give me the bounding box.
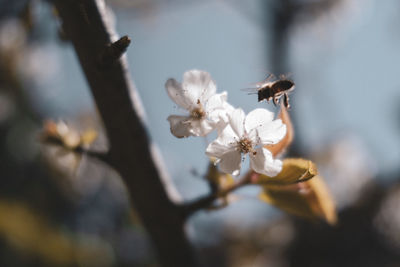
[205,162,220,185]
[259,175,337,225]
[206,163,235,190]
[265,103,294,156]
[80,129,98,146]
[257,158,318,188]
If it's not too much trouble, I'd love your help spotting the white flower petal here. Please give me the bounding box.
[229,108,245,138]
[165,78,191,109]
[215,120,229,136]
[207,124,238,154]
[218,150,242,176]
[249,147,282,177]
[218,124,240,145]
[188,119,215,136]
[247,127,258,144]
[167,115,192,138]
[223,100,234,112]
[206,92,227,113]
[244,108,275,133]
[206,91,234,126]
[182,70,217,105]
[257,119,286,145]
[216,102,235,135]
[206,139,236,159]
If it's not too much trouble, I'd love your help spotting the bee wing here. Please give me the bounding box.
[279,72,292,79]
[252,73,275,85]
[240,87,259,94]
[255,73,278,87]
[264,73,276,81]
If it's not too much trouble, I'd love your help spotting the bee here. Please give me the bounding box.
[245,74,295,109]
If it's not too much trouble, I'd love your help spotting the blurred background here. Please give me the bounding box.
[1,0,400,266]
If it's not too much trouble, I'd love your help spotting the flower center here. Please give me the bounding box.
[238,137,254,154]
[190,102,206,120]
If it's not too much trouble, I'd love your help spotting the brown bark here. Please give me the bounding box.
[51,1,196,266]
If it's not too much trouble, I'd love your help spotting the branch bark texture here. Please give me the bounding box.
[52,1,196,266]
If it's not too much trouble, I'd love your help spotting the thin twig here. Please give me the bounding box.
[73,146,111,165]
[42,136,112,166]
[182,171,253,218]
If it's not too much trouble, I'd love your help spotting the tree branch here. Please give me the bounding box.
[51,1,196,266]
[41,135,112,166]
[182,171,253,218]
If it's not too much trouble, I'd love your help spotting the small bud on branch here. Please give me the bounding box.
[98,35,131,68]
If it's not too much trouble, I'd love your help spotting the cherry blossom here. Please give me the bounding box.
[166,70,232,138]
[206,108,286,176]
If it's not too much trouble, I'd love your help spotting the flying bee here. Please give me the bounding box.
[244,74,295,109]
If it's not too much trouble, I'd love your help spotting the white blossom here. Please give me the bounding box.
[206,108,286,176]
[166,70,233,138]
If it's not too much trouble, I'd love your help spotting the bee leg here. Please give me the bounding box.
[273,96,279,106]
[283,93,290,109]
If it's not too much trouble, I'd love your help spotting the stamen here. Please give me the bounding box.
[190,103,206,120]
[238,137,254,154]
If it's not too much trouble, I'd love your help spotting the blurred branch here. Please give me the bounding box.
[182,171,253,218]
[51,1,196,266]
[43,136,111,166]
[266,0,342,156]
[40,120,112,166]
[0,199,113,265]
[0,0,29,20]
[72,146,110,164]
[0,9,41,124]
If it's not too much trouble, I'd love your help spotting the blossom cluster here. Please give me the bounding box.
[166,70,286,177]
